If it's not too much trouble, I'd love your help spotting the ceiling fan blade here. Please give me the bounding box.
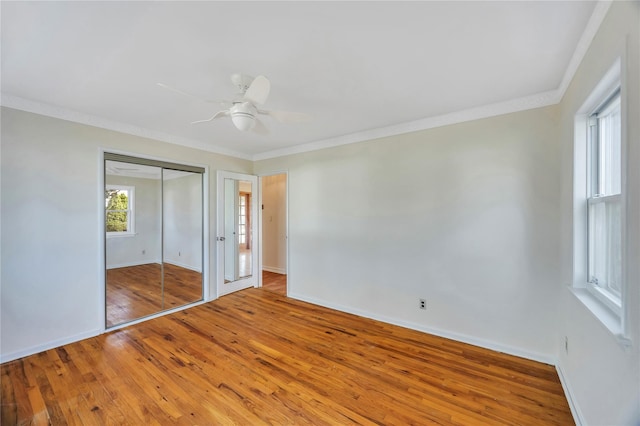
[260,109,310,124]
[243,75,270,105]
[252,117,269,135]
[191,110,229,124]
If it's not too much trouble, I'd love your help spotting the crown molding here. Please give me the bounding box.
[556,1,613,98]
[0,94,253,161]
[252,89,560,161]
[253,1,612,162]
[1,2,612,163]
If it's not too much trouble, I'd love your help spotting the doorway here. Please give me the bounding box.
[260,173,287,295]
[217,171,258,296]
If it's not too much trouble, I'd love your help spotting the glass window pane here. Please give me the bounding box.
[106,211,128,232]
[106,189,129,210]
[598,96,621,196]
[588,199,622,295]
[121,190,130,209]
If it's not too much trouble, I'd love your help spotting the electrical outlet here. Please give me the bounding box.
[179,251,181,256]
[142,249,146,255]
[565,336,569,355]
[419,299,426,310]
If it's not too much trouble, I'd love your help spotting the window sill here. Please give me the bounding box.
[106,232,136,239]
[569,287,631,348]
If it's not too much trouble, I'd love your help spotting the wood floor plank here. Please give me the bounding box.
[2,288,573,425]
[262,270,287,295]
[106,263,202,327]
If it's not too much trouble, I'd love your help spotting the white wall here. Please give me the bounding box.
[261,173,286,274]
[0,107,252,362]
[106,175,162,268]
[163,173,203,272]
[556,2,640,424]
[255,105,561,362]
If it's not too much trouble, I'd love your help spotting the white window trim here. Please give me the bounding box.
[572,58,630,346]
[106,184,135,238]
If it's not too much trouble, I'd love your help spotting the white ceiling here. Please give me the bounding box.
[1,1,604,160]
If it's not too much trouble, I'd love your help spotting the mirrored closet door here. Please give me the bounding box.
[105,153,204,328]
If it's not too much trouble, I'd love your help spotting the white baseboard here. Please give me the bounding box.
[106,259,161,269]
[1,298,211,364]
[263,265,286,274]
[556,363,585,425]
[288,292,556,365]
[163,260,202,273]
[1,328,102,364]
[107,260,201,272]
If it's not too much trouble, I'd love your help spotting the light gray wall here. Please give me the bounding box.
[255,105,561,362]
[0,108,252,361]
[261,173,286,273]
[106,175,162,268]
[163,173,203,272]
[556,2,640,424]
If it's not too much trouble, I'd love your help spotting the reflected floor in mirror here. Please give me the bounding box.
[106,263,202,327]
[239,247,251,278]
[262,271,286,295]
[225,248,252,284]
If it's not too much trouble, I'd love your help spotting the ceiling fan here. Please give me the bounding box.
[158,74,309,134]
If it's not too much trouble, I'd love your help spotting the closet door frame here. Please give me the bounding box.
[100,149,209,332]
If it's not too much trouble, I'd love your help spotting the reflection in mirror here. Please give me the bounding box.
[105,161,162,327]
[105,158,204,328]
[162,170,203,310]
[224,178,252,283]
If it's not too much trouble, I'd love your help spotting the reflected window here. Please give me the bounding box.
[106,185,135,236]
[239,194,247,245]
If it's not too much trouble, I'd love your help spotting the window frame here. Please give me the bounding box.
[105,184,135,237]
[572,58,629,343]
[585,90,623,316]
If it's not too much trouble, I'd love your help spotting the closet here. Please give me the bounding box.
[104,153,204,327]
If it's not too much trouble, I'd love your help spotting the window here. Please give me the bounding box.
[586,90,622,315]
[573,60,629,342]
[238,193,247,245]
[106,185,135,236]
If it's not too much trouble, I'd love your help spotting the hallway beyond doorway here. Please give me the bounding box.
[262,270,286,295]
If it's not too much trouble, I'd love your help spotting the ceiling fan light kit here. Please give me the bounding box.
[230,102,257,132]
[158,73,309,134]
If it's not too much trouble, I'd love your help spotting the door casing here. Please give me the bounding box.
[216,171,258,297]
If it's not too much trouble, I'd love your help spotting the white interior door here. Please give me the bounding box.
[224,178,238,282]
[217,171,258,296]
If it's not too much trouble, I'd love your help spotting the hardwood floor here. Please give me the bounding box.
[2,288,573,425]
[262,270,287,295]
[106,263,202,327]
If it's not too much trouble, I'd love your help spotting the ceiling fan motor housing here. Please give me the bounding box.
[230,102,257,131]
[230,73,255,94]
